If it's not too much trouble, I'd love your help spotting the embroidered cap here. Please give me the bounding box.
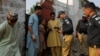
[7,11,18,21]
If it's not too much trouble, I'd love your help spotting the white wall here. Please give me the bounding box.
[0,0,25,54]
[68,0,83,32]
[53,0,83,33]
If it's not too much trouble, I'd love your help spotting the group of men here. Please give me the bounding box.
[26,2,100,56]
[76,2,100,56]
[0,2,100,56]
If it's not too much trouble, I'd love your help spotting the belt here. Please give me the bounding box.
[79,32,87,34]
[89,44,100,48]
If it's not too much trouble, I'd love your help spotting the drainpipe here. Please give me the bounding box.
[66,0,69,15]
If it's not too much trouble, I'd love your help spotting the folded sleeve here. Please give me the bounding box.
[28,15,34,26]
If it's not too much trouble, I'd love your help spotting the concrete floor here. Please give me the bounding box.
[23,37,81,56]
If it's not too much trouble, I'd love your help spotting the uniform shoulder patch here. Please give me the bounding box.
[65,19,70,24]
[95,16,100,24]
[95,17,100,21]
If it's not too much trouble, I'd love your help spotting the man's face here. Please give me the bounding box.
[37,10,42,15]
[51,14,55,20]
[60,13,66,19]
[7,18,17,27]
[83,8,92,18]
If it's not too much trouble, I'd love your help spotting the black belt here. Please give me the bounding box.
[79,32,87,34]
[89,44,100,48]
[63,33,72,35]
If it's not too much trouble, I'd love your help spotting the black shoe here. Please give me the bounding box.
[84,55,88,56]
[80,54,84,56]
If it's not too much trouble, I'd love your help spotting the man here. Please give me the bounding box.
[83,2,100,56]
[76,16,89,56]
[58,11,73,56]
[0,11,21,56]
[47,12,61,56]
[26,6,42,56]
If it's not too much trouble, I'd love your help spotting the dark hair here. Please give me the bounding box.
[50,12,55,16]
[58,11,65,18]
[82,15,87,19]
[34,6,42,11]
[83,2,96,11]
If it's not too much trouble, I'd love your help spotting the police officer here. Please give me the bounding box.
[58,11,73,56]
[76,16,89,56]
[83,2,100,56]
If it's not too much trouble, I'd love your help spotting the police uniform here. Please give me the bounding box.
[62,17,73,56]
[88,14,100,56]
[76,19,89,56]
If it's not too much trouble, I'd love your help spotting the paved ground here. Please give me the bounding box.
[23,37,81,56]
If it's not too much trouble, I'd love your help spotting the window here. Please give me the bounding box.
[57,0,73,5]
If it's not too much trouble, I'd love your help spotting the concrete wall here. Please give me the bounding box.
[0,0,25,22]
[68,0,83,32]
[53,0,83,33]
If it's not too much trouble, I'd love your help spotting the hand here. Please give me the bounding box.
[76,32,78,38]
[58,30,62,34]
[54,27,59,29]
[32,34,36,42]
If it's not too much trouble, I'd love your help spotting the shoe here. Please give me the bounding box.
[84,55,88,56]
[80,54,84,56]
